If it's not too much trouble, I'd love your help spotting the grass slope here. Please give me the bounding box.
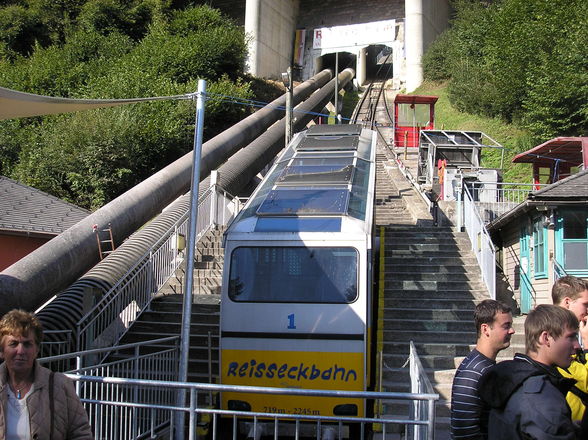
[413,81,534,183]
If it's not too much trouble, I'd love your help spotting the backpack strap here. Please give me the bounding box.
[49,371,54,440]
[570,385,588,405]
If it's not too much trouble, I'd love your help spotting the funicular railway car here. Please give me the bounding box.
[219,124,377,434]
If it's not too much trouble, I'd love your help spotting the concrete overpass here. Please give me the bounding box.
[204,0,450,92]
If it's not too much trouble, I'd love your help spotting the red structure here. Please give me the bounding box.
[512,137,588,186]
[393,94,438,148]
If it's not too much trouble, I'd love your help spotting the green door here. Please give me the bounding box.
[520,226,533,313]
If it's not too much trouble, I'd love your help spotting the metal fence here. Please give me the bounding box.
[69,376,438,440]
[39,337,181,440]
[40,337,438,440]
[75,185,240,353]
[463,184,496,299]
[465,182,541,224]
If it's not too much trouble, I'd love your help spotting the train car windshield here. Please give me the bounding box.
[228,247,358,303]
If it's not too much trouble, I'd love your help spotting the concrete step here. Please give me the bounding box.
[382,264,481,274]
[384,256,479,265]
[383,330,476,344]
[384,308,476,321]
[383,319,475,333]
[384,280,485,291]
[385,272,482,282]
[384,297,478,309]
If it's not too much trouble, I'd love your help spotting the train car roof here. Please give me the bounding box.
[226,124,376,236]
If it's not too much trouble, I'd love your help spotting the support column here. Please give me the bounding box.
[357,47,367,86]
[405,0,424,92]
[245,0,261,76]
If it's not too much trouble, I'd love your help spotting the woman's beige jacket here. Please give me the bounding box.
[0,361,92,439]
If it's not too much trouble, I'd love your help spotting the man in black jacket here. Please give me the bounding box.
[478,304,580,440]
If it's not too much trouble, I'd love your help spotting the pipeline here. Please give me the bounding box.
[36,68,355,342]
[0,69,333,314]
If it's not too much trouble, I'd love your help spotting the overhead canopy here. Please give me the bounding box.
[512,137,588,167]
[0,86,193,120]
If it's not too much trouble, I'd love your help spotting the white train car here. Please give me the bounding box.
[220,124,377,419]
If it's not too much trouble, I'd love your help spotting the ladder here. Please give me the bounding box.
[93,223,115,260]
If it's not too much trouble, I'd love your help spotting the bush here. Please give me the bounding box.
[0,4,252,209]
[422,30,452,82]
[434,0,587,140]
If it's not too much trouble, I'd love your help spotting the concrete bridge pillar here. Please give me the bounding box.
[405,0,424,92]
[357,47,367,86]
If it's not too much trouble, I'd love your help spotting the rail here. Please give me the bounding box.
[408,341,436,440]
[465,182,542,224]
[64,374,438,440]
[38,336,438,440]
[462,184,496,299]
[385,138,433,211]
[75,184,240,353]
[553,259,569,280]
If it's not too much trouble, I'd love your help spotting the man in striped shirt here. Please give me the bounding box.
[450,300,515,439]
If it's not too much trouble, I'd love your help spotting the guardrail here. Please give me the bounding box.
[65,374,438,440]
[465,182,542,224]
[381,128,433,212]
[75,184,240,353]
[553,259,569,280]
[463,184,496,299]
[39,336,438,440]
[39,337,181,439]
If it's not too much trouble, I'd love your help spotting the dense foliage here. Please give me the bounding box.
[422,0,587,142]
[0,2,257,209]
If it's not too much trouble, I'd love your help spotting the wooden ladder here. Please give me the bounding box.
[93,223,115,260]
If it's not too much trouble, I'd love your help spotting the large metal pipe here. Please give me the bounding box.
[35,68,355,338]
[0,70,333,314]
[218,68,355,195]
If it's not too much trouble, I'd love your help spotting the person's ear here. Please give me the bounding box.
[563,297,572,309]
[540,330,551,347]
[481,323,490,337]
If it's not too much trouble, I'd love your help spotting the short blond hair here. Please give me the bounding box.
[0,309,44,346]
[525,304,578,354]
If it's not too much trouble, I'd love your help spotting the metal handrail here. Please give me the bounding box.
[463,184,496,299]
[68,374,439,440]
[553,259,569,280]
[466,181,546,224]
[384,137,433,211]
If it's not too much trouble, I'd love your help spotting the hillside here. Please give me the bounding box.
[414,80,534,184]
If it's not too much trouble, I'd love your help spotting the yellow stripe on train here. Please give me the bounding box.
[221,349,365,417]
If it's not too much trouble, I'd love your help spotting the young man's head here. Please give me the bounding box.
[552,276,588,321]
[474,299,514,359]
[525,304,580,368]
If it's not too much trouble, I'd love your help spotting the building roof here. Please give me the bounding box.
[487,169,588,235]
[394,94,438,105]
[512,136,588,167]
[530,168,588,200]
[0,176,90,236]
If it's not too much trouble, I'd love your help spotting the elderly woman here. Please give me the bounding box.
[0,309,92,439]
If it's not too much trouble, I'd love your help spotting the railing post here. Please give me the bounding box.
[176,79,207,440]
[210,170,218,227]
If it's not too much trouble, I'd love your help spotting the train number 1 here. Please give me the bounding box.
[287,313,296,329]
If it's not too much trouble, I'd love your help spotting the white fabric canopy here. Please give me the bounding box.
[0,86,193,120]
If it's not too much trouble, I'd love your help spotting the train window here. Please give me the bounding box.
[290,157,353,166]
[257,188,349,216]
[297,135,359,151]
[348,159,370,220]
[228,247,358,303]
[277,165,354,185]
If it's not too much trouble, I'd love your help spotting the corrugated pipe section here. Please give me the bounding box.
[0,69,333,314]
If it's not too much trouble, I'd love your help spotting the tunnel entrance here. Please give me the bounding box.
[317,52,357,79]
[365,44,393,81]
